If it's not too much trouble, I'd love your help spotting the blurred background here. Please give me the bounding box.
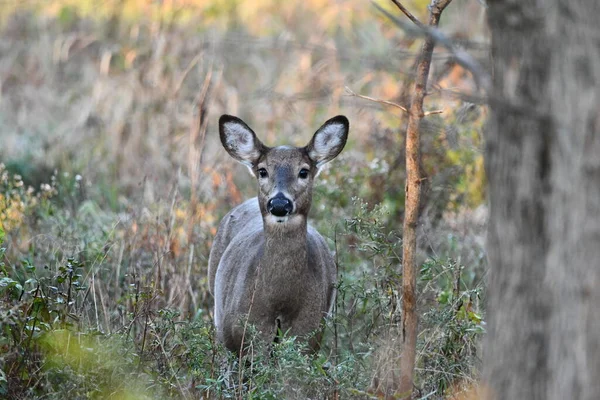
[0,0,489,398]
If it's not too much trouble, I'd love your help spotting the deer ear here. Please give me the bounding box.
[219,115,265,169]
[306,115,349,168]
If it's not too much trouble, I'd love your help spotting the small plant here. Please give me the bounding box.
[0,250,86,396]
[418,258,484,397]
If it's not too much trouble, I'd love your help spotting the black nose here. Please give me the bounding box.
[267,196,293,217]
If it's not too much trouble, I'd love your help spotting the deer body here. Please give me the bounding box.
[208,115,349,353]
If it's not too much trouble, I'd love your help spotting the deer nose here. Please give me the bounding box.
[267,195,293,217]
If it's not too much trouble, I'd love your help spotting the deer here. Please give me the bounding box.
[208,114,349,354]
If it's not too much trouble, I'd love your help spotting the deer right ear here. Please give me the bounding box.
[219,115,265,170]
[306,115,349,169]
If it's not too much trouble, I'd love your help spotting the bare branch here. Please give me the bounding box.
[345,86,409,113]
[390,0,423,28]
[430,84,488,105]
[433,0,454,13]
[345,86,444,116]
[374,1,491,92]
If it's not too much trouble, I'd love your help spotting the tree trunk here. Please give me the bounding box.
[484,0,600,399]
[399,1,452,398]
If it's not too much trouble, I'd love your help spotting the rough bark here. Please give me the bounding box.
[399,1,452,398]
[484,0,600,399]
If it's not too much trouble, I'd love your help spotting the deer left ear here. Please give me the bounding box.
[306,115,349,169]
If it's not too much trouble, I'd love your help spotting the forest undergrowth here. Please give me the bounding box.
[0,2,488,398]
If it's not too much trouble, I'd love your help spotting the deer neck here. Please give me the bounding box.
[260,218,309,277]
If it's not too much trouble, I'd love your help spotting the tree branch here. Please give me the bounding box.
[374,1,490,92]
[432,0,454,12]
[345,86,443,116]
[390,0,423,28]
[345,86,409,113]
[396,0,454,399]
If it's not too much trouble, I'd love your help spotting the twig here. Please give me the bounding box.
[187,65,222,244]
[333,227,340,400]
[345,86,408,113]
[390,0,423,28]
[237,262,261,398]
[172,53,202,97]
[138,311,149,371]
[373,1,490,92]
[452,261,461,307]
[430,84,488,105]
[345,86,443,116]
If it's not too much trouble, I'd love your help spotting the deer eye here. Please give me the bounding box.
[298,168,309,179]
[258,168,268,178]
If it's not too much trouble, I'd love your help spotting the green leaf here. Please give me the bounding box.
[0,277,22,293]
[0,277,15,287]
[437,290,451,305]
[468,311,482,323]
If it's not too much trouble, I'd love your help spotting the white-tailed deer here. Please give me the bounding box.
[208,114,349,353]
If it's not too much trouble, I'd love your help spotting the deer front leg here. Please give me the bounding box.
[223,312,279,355]
[277,306,327,353]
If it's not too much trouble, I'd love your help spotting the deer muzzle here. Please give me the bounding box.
[267,194,293,217]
